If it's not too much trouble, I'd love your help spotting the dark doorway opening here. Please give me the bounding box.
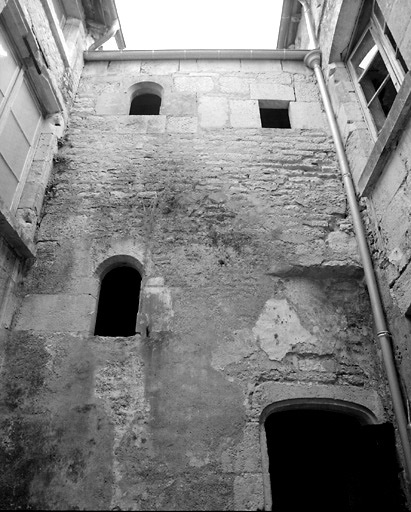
[94,266,141,336]
[259,107,291,128]
[129,93,161,115]
[265,409,404,512]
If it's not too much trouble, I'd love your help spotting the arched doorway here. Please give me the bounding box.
[261,400,404,511]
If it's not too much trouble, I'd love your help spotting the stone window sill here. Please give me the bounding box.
[358,72,411,197]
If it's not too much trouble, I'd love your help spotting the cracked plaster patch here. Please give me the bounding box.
[253,298,317,361]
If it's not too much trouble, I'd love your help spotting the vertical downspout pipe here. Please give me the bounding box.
[298,0,411,483]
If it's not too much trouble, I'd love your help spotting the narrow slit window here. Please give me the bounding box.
[259,100,291,128]
[94,266,141,337]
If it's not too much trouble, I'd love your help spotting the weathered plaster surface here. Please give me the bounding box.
[0,0,94,411]
[253,298,317,361]
[0,58,391,510]
[312,0,411,427]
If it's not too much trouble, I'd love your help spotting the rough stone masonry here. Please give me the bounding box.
[0,57,392,510]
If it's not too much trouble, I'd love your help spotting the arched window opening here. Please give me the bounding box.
[264,409,403,511]
[129,93,161,115]
[94,266,141,337]
[128,82,163,116]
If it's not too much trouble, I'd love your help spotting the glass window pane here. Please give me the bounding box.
[369,77,396,132]
[377,78,396,116]
[351,30,379,78]
[359,52,390,103]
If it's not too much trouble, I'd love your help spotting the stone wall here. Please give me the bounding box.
[306,0,411,413]
[361,1,411,401]
[0,0,90,337]
[0,3,112,507]
[0,57,392,510]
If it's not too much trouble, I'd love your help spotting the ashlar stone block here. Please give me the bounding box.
[229,99,261,128]
[125,115,149,133]
[95,93,128,115]
[15,293,95,333]
[194,59,241,72]
[161,92,197,116]
[198,96,229,129]
[220,76,250,95]
[294,79,321,102]
[147,116,167,133]
[240,60,282,73]
[140,60,179,75]
[289,102,327,130]
[250,83,295,101]
[337,101,367,127]
[174,75,214,93]
[166,116,198,133]
[106,61,142,75]
[282,61,311,75]
[82,61,109,76]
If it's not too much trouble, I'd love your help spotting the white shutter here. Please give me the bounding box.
[0,28,19,113]
[0,26,42,211]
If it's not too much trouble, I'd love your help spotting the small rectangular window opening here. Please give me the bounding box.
[259,100,291,128]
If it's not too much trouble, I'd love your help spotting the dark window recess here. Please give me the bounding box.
[94,266,141,337]
[359,50,397,131]
[129,93,161,115]
[260,107,291,128]
[265,410,405,512]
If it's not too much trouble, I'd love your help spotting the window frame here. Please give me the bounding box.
[347,2,407,139]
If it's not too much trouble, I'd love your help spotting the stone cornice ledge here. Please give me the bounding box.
[359,72,411,197]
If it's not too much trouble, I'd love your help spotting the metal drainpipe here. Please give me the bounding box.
[298,0,411,483]
[84,49,310,61]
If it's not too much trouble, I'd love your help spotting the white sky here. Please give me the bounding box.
[104,0,284,50]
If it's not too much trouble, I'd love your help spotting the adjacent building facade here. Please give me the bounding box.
[1,0,411,510]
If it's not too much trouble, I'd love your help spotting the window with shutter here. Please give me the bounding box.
[0,25,42,213]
